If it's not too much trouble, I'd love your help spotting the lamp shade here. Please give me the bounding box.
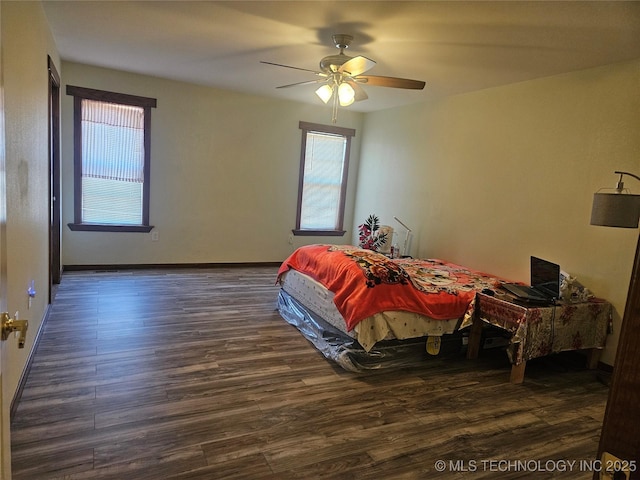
[337,82,355,106]
[590,192,640,228]
[315,84,333,104]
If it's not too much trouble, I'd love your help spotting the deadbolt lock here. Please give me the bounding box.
[1,312,28,348]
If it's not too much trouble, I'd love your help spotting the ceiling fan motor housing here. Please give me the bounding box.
[319,34,354,73]
[319,54,351,73]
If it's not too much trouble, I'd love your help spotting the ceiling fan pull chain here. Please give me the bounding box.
[331,89,339,123]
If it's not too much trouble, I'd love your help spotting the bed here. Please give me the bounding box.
[276,244,506,371]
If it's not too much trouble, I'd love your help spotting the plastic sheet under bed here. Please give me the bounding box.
[277,289,462,372]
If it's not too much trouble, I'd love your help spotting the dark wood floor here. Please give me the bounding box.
[11,267,609,479]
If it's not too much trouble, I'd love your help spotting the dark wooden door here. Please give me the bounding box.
[596,235,640,479]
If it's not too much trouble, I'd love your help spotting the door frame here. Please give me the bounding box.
[48,56,61,296]
[0,7,12,477]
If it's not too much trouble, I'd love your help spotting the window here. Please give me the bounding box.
[294,121,355,236]
[66,86,157,232]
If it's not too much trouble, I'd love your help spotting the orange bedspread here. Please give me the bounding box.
[277,244,504,331]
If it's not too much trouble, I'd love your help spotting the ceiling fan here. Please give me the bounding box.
[262,34,426,122]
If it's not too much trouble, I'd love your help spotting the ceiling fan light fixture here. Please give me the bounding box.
[264,34,425,123]
[315,84,333,104]
[338,82,355,106]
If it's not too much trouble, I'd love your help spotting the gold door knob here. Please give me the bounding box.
[1,312,28,348]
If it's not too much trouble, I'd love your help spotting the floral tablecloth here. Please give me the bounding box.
[462,293,611,365]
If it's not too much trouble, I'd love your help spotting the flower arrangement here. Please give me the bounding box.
[358,214,388,251]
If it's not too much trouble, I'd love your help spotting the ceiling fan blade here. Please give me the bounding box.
[338,55,376,77]
[276,79,326,89]
[345,80,368,102]
[355,75,426,90]
[260,61,323,76]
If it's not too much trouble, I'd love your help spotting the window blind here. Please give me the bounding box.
[300,131,347,230]
[81,99,145,224]
[81,99,145,182]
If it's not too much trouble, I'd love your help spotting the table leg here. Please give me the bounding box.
[510,361,526,384]
[586,348,602,370]
[466,314,484,360]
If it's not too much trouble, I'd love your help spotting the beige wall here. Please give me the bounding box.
[354,60,640,365]
[60,62,364,266]
[2,1,60,398]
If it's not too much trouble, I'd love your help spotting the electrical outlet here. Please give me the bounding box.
[151,231,159,241]
[288,234,294,245]
[27,280,36,309]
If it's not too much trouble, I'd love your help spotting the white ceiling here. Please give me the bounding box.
[42,1,640,113]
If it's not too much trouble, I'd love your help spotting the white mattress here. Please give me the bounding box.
[279,269,461,352]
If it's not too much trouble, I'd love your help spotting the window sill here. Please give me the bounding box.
[68,223,154,233]
[292,229,346,237]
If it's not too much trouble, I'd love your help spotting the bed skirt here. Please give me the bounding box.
[276,289,463,372]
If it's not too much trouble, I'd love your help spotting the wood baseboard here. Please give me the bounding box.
[597,360,614,373]
[11,303,51,424]
[63,262,282,271]
[595,360,614,387]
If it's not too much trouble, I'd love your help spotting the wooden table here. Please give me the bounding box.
[465,292,611,383]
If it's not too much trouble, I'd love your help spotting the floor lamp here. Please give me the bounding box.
[590,171,640,480]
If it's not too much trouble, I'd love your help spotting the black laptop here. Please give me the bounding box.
[501,256,561,305]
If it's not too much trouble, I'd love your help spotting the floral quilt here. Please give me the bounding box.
[277,244,504,331]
